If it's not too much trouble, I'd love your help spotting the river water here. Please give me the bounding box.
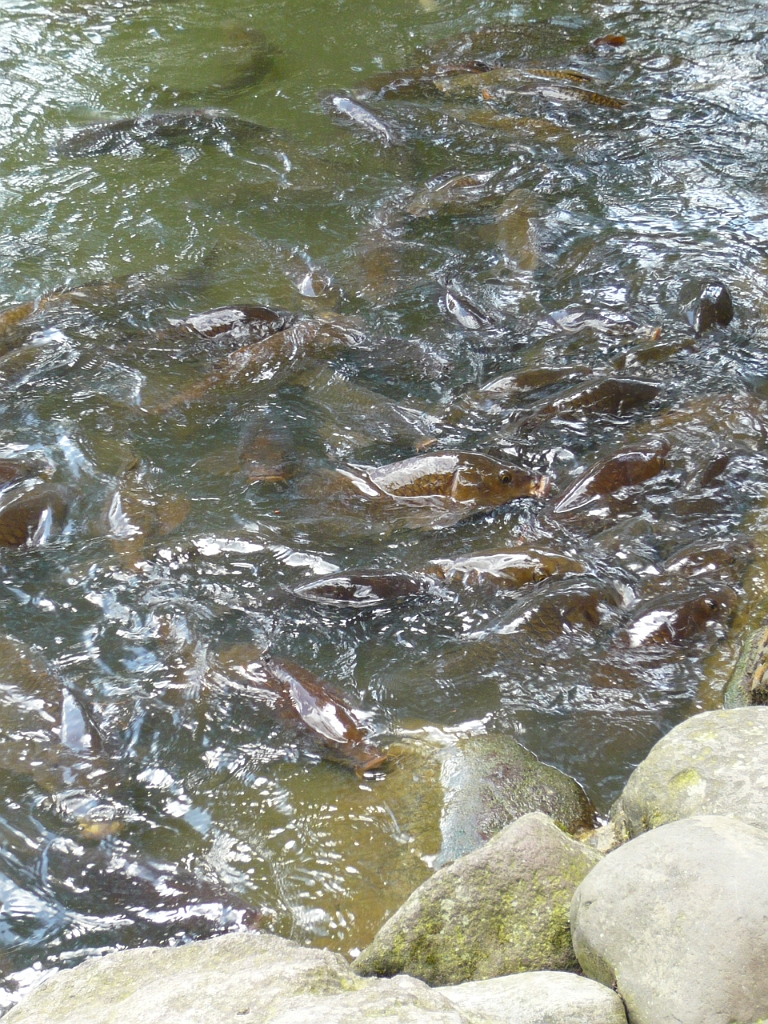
[0,0,767,1008]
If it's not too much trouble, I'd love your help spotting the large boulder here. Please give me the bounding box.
[354,811,601,986]
[571,814,768,1024]
[3,932,468,1024]
[436,734,595,867]
[436,972,627,1024]
[611,707,768,840]
[2,930,627,1024]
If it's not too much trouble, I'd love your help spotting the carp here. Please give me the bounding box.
[554,438,670,513]
[292,571,430,608]
[427,546,584,589]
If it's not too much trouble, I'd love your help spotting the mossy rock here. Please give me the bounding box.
[354,811,601,987]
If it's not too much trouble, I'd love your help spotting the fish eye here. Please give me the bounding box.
[500,472,512,484]
[704,598,717,611]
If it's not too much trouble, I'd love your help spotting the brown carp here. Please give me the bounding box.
[427,546,584,589]
[168,304,293,341]
[219,647,387,772]
[519,377,660,431]
[622,588,736,647]
[554,438,670,513]
[495,579,622,640]
[0,484,69,547]
[292,571,430,608]
[362,451,548,506]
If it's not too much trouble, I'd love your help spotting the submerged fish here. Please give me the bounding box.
[58,108,270,157]
[519,377,660,431]
[427,546,584,589]
[168,304,294,341]
[219,647,387,772]
[622,588,736,647]
[292,571,430,608]
[554,438,670,513]
[362,450,548,506]
[0,484,69,547]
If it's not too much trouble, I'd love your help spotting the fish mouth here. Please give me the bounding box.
[532,475,551,498]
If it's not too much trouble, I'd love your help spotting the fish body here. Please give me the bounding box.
[292,571,430,608]
[533,377,660,425]
[622,588,735,647]
[427,546,584,589]
[259,655,387,772]
[323,95,396,145]
[0,484,69,547]
[365,451,547,505]
[59,108,269,157]
[172,304,293,341]
[555,438,670,512]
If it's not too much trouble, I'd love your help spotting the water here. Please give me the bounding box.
[1,0,768,1007]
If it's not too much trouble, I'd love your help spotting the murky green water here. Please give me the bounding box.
[1,0,768,1008]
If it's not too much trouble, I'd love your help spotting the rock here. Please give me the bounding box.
[3,931,471,1024]
[354,811,601,986]
[436,733,595,867]
[580,821,621,855]
[436,972,627,1024]
[571,814,768,1024]
[611,708,768,840]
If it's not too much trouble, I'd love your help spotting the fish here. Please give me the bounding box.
[554,438,670,513]
[518,377,660,430]
[167,304,294,341]
[362,450,548,506]
[0,484,69,547]
[663,539,752,581]
[292,571,430,608]
[685,280,734,335]
[535,84,626,108]
[495,579,622,640]
[442,286,493,330]
[357,60,494,99]
[151,315,364,412]
[591,34,626,46]
[404,170,500,219]
[218,647,387,772]
[322,95,397,146]
[58,108,270,157]
[426,546,584,589]
[622,588,736,647]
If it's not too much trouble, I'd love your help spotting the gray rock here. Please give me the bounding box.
[3,932,471,1024]
[354,811,602,987]
[611,708,768,840]
[571,814,768,1024]
[436,972,627,1024]
[437,734,595,867]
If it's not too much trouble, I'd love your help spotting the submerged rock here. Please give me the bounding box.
[611,707,768,839]
[353,811,601,986]
[436,733,595,866]
[571,815,768,1024]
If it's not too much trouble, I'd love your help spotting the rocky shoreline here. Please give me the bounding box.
[5,705,768,1024]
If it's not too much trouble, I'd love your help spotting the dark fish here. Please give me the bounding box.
[364,450,548,505]
[358,60,493,99]
[322,95,396,145]
[226,650,387,772]
[495,579,622,640]
[169,304,293,340]
[685,280,734,335]
[622,588,736,646]
[58,108,270,157]
[0,485,69,547]
[0,459,39,491]
[405,170,500,219]
[427,545,584,589]
[292,571,430,608]
[663,539,752,580]
[554,438,670,513]
[479,365,592,397]
[523,377,660,429]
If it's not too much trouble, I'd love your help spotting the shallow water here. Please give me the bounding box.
[1,0,768,1007]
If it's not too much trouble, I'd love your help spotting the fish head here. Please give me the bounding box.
[449,455,548,505]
